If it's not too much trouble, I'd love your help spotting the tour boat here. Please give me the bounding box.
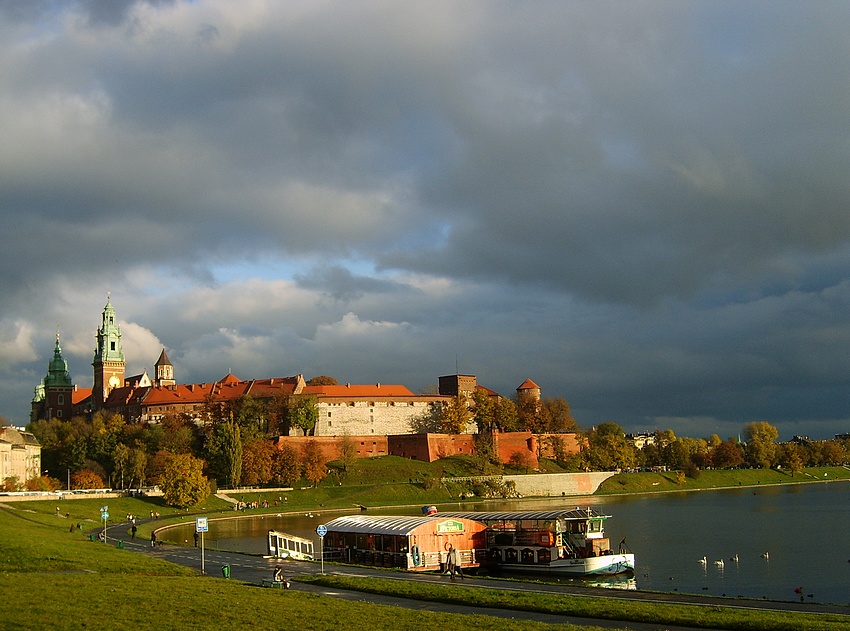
[438,508,635,576]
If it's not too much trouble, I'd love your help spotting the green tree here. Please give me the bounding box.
[306,375,338,386]
[204,421,242,487]
[743,421,779,469]
[159,453,211,508]
[471,389,495,433]
[582,422,637,471]
[282,395,319,435]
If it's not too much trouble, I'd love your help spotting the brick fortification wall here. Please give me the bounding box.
[273,435,388,461]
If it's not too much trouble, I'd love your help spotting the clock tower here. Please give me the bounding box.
[92,296,125,408]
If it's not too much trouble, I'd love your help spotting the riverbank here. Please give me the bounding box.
[595,465,850,495]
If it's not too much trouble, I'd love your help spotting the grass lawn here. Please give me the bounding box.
[303,575,850,631]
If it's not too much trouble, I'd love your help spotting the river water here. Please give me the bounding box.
[162,481,850,605]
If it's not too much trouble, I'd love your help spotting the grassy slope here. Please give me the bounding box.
[596,467,850,495]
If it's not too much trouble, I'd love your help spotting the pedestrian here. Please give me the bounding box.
[150,532,157,548]
[193,532,199,547]
[131,524,137,539]
[448,544,463,580]
[443,545,453,576]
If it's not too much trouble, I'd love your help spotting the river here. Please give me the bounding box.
[161,480,850,605]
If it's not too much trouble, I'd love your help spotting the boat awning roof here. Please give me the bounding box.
[436,509,609,522]
[325,515,449,536]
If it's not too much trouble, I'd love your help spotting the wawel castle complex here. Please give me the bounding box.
[30,299,573,467]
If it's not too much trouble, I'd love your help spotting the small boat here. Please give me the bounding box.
[267,530,315,560]
[439,508,635,576]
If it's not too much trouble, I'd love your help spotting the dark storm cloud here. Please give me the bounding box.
[1,1,849,440]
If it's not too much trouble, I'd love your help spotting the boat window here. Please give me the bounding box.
[588,520,603,533]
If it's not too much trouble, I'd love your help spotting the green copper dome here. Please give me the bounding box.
[44,332,72,388]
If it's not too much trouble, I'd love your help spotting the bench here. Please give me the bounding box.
[262,579,289,589]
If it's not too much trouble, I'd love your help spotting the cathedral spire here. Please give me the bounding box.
[92,296,126,407]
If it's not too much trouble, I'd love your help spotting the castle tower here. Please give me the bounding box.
[154,348,175,387]
[31,332,74,421]
[92,296,125,408]
[516,378,541,403]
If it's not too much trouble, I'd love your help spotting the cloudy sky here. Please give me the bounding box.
[2,0,850,440]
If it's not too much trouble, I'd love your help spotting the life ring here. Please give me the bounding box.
[411,544,421,566]
[445,541,452,551]
[539,531,554,547]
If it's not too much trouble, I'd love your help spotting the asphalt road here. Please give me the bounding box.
[104,518,850,631]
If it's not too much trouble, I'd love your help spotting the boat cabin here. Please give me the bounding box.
[439,509,619,566]
[267,530,315,560]
[322,514,487,571]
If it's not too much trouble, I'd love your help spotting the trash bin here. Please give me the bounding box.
[221,564,230,579]
[118,540,124,549]
[89,534,95,542]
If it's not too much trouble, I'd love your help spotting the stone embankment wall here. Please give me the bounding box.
[502,472,616,497]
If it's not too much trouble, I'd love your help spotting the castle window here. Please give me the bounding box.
[58,394,64,405]
[110,342,116,351]
[56,410,62,418]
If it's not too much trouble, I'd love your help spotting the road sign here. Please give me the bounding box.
[316,524,327,537]
[101,512,109,520]
[196,517,208,533]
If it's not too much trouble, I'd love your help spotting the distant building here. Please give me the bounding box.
[0,427,41,484]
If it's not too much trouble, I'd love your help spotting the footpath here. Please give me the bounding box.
[104,518,849,631]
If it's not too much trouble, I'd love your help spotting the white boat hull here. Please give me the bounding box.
[495,553,635,576]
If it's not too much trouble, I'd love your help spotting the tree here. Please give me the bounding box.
[337,434,358,478]
[471,389,495,433]
[159,413,200,454]
[582,422,637,471]
[778,443,805,477]
[272,444,300,487]
[711,440,745,469]
[540,397,579,433]
[204,421,242,487]
[159,453,211,508]
[439,394,470,434]
[743,421,779,469]
[71,469,104,489]
[301,440,327,488]
[283,395,319,435]
[241,439,275,486]
[307,375,338,386]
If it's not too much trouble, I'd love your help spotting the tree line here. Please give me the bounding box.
[9,377,848,506]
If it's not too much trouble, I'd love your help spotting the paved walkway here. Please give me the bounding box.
[104,518,850,631]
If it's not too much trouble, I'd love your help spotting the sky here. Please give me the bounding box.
[2,0,850,441]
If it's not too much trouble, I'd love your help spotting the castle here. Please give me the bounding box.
[31,298,545,439]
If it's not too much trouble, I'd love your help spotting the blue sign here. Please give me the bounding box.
[196,517,209,533]
[101,512,109,520]
[316,524,327,537]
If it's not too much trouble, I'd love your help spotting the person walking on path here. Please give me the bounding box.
[448,544,464,580]
[131,524,137,539]
[150,531,157,547]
